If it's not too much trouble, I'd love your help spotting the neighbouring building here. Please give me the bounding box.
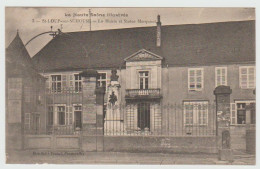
[31,16,255,152]
[6,32,46,150]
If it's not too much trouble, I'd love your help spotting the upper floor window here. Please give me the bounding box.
[188,68,203,91]
[139,71,149,89]
[184,101,208,126]
[215,67,227,87]
[97,73,107,90]
[239,66,255,89]
[51,75,62,93]
[74,74,82,92]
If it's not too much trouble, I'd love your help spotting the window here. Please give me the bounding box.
[215,67,227,87]
[51,75,62,93]
[139,71,149,89]
[48,106,53,125]
[74,74,82,92]
[184,101,208,126]
[57,106,65,125]
[24,113,30,130]
[188,68,203,91]
[239,66,255,89]
[231,101,256,125]
[137,103,150,130]
[97,73,107,90]
[74,105,82,128]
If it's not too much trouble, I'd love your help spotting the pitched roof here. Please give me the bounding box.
[6,32,32,67]
[6,32,44,78]
[32,20,255,72]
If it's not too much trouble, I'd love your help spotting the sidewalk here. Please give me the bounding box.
[6,149,255,165]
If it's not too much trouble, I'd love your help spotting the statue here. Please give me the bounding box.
[110,68,119,81]
[109,91,117,106]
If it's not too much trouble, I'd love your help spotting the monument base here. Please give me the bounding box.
[218,149,233,161]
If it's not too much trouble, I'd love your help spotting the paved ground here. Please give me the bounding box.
[6,149,255,165]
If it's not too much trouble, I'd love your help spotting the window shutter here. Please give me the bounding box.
[69,106,73,125]
[240,67,248,88]
[62,75,67,90]
[66,106,73,125]
[69,75,74,90]
[183,104,187,125]
[44,75,50,90]
[230,103,237,125]
[24,113,30,130]
[54,106,57,125]
[201,69,204,89]
[66,74,71,90]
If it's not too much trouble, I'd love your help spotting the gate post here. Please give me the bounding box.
[214,86,233,161]
[79,69,105,152]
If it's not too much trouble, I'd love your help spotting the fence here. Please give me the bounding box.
[24,87,217,137]
[104,102,217,136]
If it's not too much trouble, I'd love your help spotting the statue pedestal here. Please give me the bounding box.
[218,149,233,161]
[214,86,233,161]
[104,81,125,135]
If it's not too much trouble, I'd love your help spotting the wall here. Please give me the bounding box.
[125,60,162,89]
[24,135,81,150]
[104,136,217,153]
[6,78,23,150]
[161,63,255,147]
[162,63,255,106]
[23,76,46,133]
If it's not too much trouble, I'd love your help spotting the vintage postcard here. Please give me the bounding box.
[5,7,256,165]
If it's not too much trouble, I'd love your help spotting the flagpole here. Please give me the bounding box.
[89,9,91,31]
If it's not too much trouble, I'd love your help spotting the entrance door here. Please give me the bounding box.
[74,111,82,129]
[137,103,150,130]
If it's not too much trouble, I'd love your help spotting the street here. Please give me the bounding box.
[6,149,255,165]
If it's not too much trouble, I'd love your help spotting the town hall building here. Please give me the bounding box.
[7,15,255,153]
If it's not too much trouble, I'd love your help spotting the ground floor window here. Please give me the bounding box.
[74,105,82,129]
[58,106,65,125]
[48,104,82,127]
[231,101,255,125]
[183,101,208,126]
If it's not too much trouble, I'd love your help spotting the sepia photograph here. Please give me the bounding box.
[4,6,256,165]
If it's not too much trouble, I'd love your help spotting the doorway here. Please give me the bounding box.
[137,103,150,130]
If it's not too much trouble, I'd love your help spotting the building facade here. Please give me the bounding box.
[31,17,255,151]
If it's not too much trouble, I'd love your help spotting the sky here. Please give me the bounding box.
[5,7,255,57]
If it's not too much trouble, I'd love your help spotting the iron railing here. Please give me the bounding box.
[104,103,217,136]
[125,89,161,98]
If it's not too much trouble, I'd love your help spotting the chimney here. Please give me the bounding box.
[156,15,161,47]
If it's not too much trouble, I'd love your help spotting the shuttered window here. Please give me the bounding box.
[74,74,82,92]
[58,106,65,125]
[215,67,227,87]
[188,68,204,91]
[239,66,255,89]
[184,101,208,126]
[51,75,62,93]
